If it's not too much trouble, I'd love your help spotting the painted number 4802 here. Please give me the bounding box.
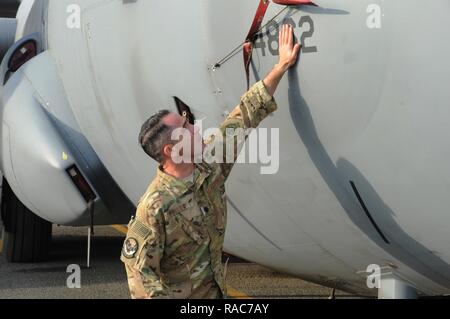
[254,16,317,56]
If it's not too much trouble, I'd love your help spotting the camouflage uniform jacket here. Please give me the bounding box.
[120,81,278,299]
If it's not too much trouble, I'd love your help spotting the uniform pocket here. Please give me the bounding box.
[216,212,226,233]
[169,281,192,299]
[120,237,149,272]
[168,195,206,245]
[175,213,205,245]
[120,217,154,268]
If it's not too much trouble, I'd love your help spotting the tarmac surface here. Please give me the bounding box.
[0,224,362,299]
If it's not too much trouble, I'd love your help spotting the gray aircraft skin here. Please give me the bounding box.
[1,0,450,298]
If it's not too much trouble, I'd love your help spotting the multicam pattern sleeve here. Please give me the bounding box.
[206,80,278,180]
[121,195,170,299]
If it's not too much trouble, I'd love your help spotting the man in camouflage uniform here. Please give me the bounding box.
[120,25,301,299]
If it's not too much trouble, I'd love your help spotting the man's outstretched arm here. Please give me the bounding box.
[209,24,301,180]
[263,24,301,97]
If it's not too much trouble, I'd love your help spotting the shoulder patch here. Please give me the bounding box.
[128,217,153,240]
[122,237,139,259]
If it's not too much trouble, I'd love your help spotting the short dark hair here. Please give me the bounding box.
[138,109,173,162]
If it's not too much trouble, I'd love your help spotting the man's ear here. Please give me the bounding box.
[162,144,173,159]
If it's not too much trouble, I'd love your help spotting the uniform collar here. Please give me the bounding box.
[156,163,212,195]
[194,162,213,190]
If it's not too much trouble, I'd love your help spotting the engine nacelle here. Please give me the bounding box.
[0,50,135,226]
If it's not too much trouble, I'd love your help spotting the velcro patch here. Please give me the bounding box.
[129,218,152,239]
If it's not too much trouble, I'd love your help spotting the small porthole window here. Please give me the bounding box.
[8,40,37,73]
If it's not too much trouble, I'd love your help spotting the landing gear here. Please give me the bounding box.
[378,273,418,299]
[1,178,52,262]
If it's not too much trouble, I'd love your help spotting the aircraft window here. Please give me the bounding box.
[8,40,37,73]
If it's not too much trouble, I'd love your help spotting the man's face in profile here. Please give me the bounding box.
[162,112,204,162]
